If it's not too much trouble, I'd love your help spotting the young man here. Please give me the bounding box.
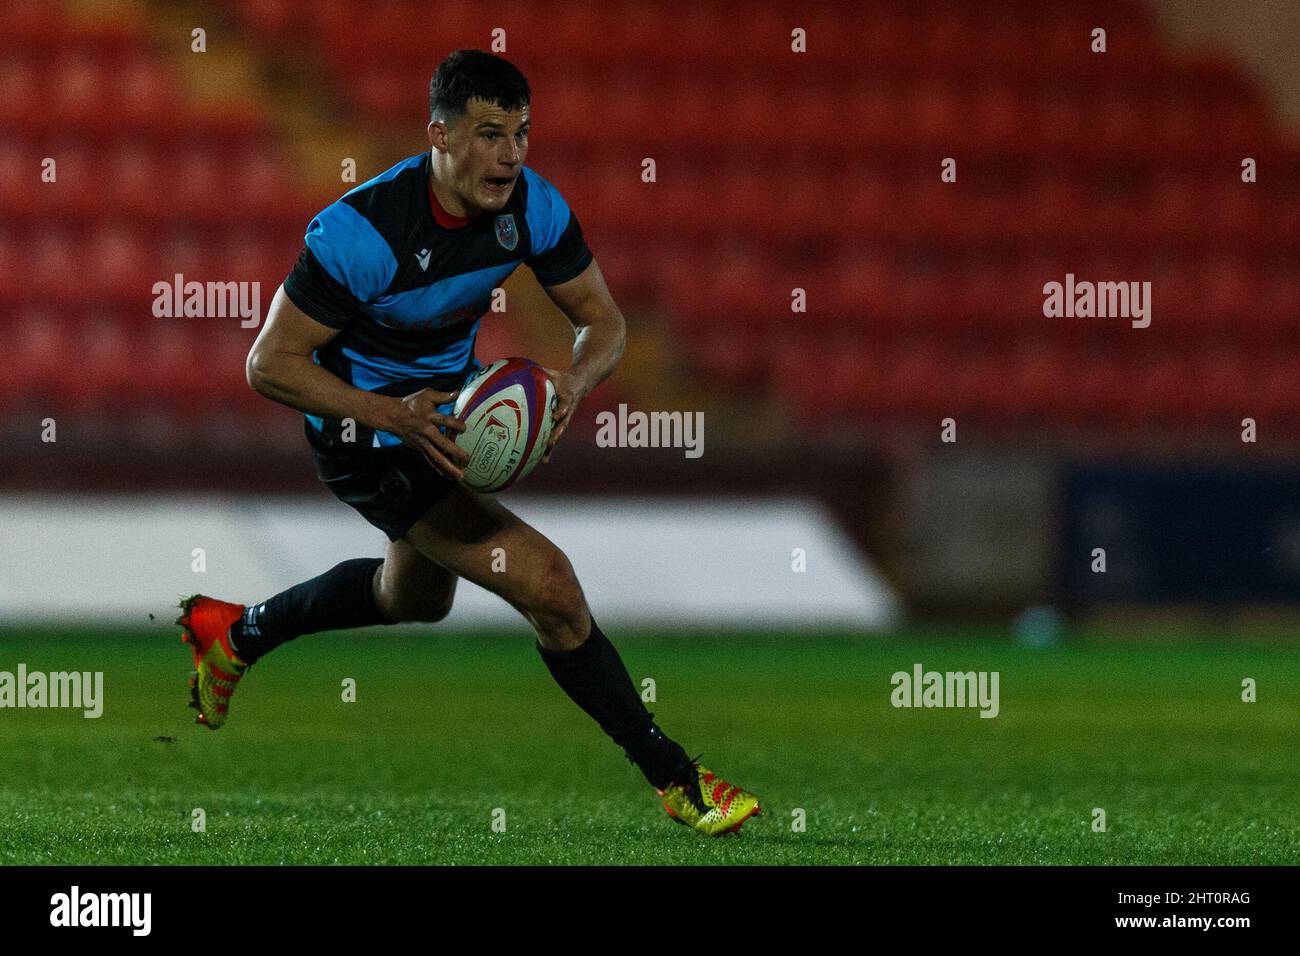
[177,50,759,837]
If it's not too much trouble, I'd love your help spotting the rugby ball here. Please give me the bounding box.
[452,358,557,492]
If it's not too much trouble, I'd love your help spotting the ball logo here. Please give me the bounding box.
[474,439,500,476]
[469,399,523,479]
[484,399,522,432]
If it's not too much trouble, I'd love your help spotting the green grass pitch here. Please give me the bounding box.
[1,625,1297,865]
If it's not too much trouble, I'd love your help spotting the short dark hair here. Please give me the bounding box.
[429,50,530,122]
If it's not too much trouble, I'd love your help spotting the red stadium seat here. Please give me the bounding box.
[8,0,1297,444]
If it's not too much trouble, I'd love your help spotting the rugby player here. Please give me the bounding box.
[176,50,759,836]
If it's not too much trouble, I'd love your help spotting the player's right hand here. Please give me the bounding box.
[387,389,470,481]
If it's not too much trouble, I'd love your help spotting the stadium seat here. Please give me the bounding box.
[8,0,1299,447]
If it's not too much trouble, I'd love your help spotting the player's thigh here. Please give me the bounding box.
[400,485,583,615]
[378,536,458,622]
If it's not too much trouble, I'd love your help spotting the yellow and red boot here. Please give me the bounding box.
[658,763,761,836]
[176,595,248,729]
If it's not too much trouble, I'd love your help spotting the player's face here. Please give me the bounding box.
[441,98,530,215]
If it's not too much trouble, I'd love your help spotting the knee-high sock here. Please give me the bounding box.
[536,616,695,789]
[231,557,388,665]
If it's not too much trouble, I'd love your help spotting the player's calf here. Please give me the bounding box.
[373,539,458,624]
[379,588,455,624]
[509,546,589,650]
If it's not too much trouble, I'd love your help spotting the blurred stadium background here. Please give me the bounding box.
[2,0,1300,634]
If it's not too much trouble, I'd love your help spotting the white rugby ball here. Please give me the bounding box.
[452,358,557,492]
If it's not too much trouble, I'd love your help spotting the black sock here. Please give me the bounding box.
[231,557,388,665]
[536,617,695,790]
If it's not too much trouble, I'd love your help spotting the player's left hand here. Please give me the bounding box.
[540,366,588,464]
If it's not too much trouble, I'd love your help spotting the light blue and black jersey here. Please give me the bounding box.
[283,152,592,450]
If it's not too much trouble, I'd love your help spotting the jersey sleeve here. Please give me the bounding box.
[283,201,398,329]
[522,168,594,287]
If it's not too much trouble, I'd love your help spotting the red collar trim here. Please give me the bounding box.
[428,175,471,229]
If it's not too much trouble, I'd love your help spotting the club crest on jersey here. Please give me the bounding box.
[494,214,518,251]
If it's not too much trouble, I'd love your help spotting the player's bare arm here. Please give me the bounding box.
[247,286,470,480]
[539,258,627,462]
